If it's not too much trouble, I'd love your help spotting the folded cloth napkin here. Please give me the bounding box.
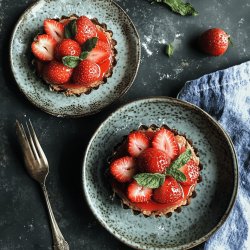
[177,61,250,250]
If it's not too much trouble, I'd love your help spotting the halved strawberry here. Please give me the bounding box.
[99,58,111,77]
[152,128,179,160]
[97,28,109,43]
[179,160,199,186]
[96,40,111,53]
[43,60,73,85]
[44,19,64,42]
[138,148,170,173]
[127,131,150,157]
[175,135,187,154]
[72,60,101,87]
[75,16,97,45]
[87,47,110,64]
[127,180,152,203]
[110,156,136,183]
[55,38,81,61]
[153,177,183,204]
[31,34,57,61]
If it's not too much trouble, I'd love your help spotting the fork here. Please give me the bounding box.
[16,120,69,250]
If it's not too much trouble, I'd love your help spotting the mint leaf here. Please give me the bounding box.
[134,173,165,188]
[82,37,98,52]
[64,19,77,39]
[152,0,198,16]
[170,149,191,169]
[167,169,186,182]
[62,56,81,68]
[80,51,88,60]
[166,43,174,57]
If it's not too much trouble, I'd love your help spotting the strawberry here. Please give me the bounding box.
[127,131,150,157]
[96,40,111,53]
[199,28,230,56]
[97,29,109,43]
[127,180,152,203]
[72,60,100,87]
[110,156,136,183]
[75,16,97,45]
[87,47,110,64]
[55,39,81,61]
[153,177,183,204]
[99,58,111,76]
[31,34,57,61]
[175,135,186,154]
[178,160,199,186]
[44,19,64,42]
[152,128,179,160]
[138,148,170,174]
[43,60,73,85]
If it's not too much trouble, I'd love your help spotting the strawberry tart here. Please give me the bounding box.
[31,15,117,96]
[109,125,202,216]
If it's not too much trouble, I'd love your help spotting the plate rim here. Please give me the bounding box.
[9,0,141,118]
[82,96,238,250]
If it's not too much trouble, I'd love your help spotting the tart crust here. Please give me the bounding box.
[109,124,202,217]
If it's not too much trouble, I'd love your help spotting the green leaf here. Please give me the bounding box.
[134,173,165,189]
[166,43,174,57]
[64,19,77,39]
[80,51,89,60]
[82,37,98,52]
[62,56,81,68]
[167,169,187,182]
[152,0,198,16]
[170,149,192,169]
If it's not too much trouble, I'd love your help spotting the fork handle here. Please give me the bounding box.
[41,184,69,250]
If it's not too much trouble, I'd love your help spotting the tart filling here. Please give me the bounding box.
[108,125,202,216]
[31,15,117,96]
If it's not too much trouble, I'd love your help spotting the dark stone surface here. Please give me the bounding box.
[0,0,249,249]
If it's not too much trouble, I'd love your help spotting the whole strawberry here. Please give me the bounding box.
[55,39,81,61]
[72,60,100,87]
[43,60,73,85]
[199,28,230,56]
[153,177,183,204]
[138,148,171,174]
[75,16,97,45]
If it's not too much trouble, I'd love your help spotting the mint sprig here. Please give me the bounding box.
[166,149,192,182]
[61,37,98,68]
[134,149,192,188]
[62,56,81,68]
[64,19,77,39]
[82,37,98,52]
[166,43,174,57]
[134,173,165,188]
[151,0,198,16]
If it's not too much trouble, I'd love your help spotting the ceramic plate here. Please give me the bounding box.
[82,97,238,250]
[10,0,140,117]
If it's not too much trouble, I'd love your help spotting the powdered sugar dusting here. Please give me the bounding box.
[142,42,153,57]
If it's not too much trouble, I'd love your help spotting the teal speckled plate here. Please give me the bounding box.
[10,0,140,117]
[83,97,238,250]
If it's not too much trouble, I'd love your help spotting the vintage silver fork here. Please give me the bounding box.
[16,120,69,250]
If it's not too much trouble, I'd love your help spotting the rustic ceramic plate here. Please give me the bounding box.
[82,97,238,250]
[10,0,140,117]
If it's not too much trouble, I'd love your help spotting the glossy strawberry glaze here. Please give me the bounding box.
[112,180,194,213]
[110,128,199,215]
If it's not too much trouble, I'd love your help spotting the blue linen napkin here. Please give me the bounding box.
[177,61,250,250]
